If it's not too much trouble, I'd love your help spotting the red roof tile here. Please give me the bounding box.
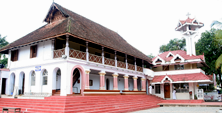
[152,73,211,83]
[152,50,204,62]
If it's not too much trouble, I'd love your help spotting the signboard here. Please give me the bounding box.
[35,66,41,71]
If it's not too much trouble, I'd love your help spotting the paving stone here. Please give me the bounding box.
[132,107,221,113]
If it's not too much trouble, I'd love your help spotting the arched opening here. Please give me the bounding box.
[56,69,61,91]
[72,68,81,94]
[9,73,15,95]
[106,79,109,90]
[18,72,25,95]
[137,77,141,91]
[52,68,61,95]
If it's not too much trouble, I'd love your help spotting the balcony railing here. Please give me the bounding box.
[128,64,135,70]
[53,48,65,58]
[137,66,143,72]
[53,48,143,72]
[105,58,115,66]
[69,49,86,60]
[117,61,126,68]
[89,54,102,64]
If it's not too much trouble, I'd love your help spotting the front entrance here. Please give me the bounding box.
[72,69,81,94]
[164,83,170,98]
[1,78,6,94]
[106,79,109,90]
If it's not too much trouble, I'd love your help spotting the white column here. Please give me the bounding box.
[7,50,11,68]
[86,42,89,62]
[51,39,55,59]
[115,51,117,67]
[134,57,137,71]
[65,35,69,58]
[125,54,128,69]
[102,47,104,64]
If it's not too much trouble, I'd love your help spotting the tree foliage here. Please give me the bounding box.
[195,28,222,85]
[147,53,155,59]
[0,35,9,68]
[159,38,186,53]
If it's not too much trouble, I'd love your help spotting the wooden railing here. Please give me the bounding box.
[53,48,65,58]
[104,58,115,66]
[137,66,143,72]
[117,61,126,68]
[128,64,135,70]
[69,49,86,60]
[89,54,102,64]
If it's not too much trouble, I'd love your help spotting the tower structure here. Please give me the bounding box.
[175,13,204,56]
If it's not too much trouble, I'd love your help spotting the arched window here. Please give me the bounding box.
[42,70,48,85]
[31,71,35,86]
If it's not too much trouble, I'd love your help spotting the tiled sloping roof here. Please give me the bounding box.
[152,73,211,83]
[0,3,152,63]
[1,18,68,51]
[176,17,203,29]
[152,50,204,62]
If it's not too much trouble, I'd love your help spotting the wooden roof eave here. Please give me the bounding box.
[0,31,152,64]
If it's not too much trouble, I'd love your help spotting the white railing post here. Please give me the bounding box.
[86,42,89,62]
[125,54,128,69]
[51,39,55,59]
[134,57,137,71]
[102,47,104,65]
[115,51,117,67]
[65,35,69,58]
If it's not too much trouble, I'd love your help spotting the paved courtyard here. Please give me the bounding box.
[132,107,221,113]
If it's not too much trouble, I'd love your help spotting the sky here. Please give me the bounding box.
[0,0,222,56]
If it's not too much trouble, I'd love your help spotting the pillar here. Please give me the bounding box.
[141,78,146,91]
[133,77,138,91]
[7,50,11,68]
[112,74,119,90]
[134,58,137,71]
[125,54,128,69]
[85,70,90,89]
[115,51,117,67]
[123,75,129,91]
[65,35,69,57]
[86,42,89,62]
[51,39,55,59]
[102,47,104,64]
[99,72,106,90]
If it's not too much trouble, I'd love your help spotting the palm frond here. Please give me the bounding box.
[215,54,222,70]
[211,20,222,28]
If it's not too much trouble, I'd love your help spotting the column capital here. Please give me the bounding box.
[141,78,146,81]
[85,70,90,74]
[98,72,106,76]
[123,76,129,79]
[133,77,138,80]
[112,74,119,77]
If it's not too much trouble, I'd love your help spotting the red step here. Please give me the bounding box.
[0,95,162,113]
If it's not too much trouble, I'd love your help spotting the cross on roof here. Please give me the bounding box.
[186,12,191,18]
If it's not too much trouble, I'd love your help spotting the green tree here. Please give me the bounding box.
[196,28,222,87]
[159,38,186,53]
[0,35,9,68]
[147,53,155,59]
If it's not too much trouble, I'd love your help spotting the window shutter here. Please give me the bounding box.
[34,45,37,57]
[30,46,33,58]
[15,50,18,61]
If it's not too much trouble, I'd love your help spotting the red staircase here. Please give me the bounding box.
[0,95,162,113]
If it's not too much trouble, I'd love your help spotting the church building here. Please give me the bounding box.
[0,3,212,101]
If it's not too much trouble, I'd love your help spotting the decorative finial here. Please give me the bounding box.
[186,12,191,18]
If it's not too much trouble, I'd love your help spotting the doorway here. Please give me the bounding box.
[164,83,170,98]
[1,78,6,94]
[72,69,80,94]
[56,69,61,91]
[106,79,109,90]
